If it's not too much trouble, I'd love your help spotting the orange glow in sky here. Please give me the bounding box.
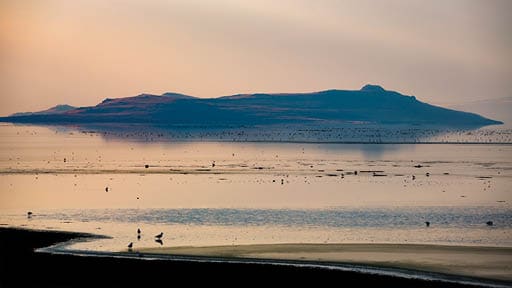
[0,0,511,116]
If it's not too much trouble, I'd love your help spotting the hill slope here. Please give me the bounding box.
[0,85,502,127]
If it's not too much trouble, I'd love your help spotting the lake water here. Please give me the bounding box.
[0,123,510,251]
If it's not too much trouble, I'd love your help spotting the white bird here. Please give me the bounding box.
[155,232,163,239]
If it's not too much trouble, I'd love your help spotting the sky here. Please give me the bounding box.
[0,0,511,116]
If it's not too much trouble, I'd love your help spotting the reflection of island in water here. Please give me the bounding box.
[43,122,512,142]
[10,122,507,157]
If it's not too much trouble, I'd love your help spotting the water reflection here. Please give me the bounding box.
[8,122,511,147]
[1,123,511,250]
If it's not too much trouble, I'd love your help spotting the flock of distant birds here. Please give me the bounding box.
[84,127,512,144]
[24,159,502,251]
[19,142,506,251]
[26,210,496,252]
[8,128,509,254]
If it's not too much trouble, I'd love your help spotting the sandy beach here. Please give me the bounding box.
[140,243,512,282]
[2,227,507,288]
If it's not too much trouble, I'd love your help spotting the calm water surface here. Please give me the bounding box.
[0,124,510,251]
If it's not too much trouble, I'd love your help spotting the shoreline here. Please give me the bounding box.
[137,243,512,283]
[1,227,511,288]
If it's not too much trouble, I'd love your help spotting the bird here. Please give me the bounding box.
[425,221,430,227]
[155,232,163,239]
[127,242,133,251]
[155,239,163,245]
[27,211,33,218]
[486,221,493,226]
[105,187,109,192]
[137,228,141,234]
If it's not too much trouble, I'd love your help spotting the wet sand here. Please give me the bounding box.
[140,243,512,282]
[0,227,499,288]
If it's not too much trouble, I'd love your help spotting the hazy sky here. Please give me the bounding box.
[1,0,511,116]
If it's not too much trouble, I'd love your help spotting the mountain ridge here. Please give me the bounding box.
[10,104,76,117]
[2,85,502,127]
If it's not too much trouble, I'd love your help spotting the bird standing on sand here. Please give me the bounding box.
[137,228,141,234]
[128,242,133,251]
[27,211,33,218]
[425,221,430,227]
[155,232,163,239]
[486,221,493,226]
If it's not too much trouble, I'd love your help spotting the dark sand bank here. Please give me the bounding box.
[140,243,512,281]
[0,227,508,288]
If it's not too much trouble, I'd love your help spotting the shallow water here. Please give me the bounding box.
[0,123,511,252]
